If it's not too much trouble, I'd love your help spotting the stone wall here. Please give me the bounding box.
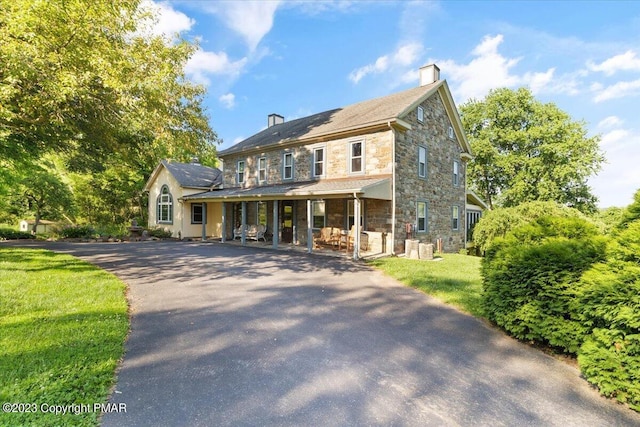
[221,129,393,187]
[393,92,466,253]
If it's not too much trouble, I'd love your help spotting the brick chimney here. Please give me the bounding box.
[419,64,440,86]
[268,113,284,128]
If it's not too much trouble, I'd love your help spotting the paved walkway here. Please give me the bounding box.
[22,241,640,426]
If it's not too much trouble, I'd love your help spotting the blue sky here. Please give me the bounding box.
[145,0,640,208]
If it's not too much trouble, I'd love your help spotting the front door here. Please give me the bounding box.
[281,201,294,243]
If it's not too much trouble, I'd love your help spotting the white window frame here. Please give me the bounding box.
[418,145,427,179]
[453,160,460,187]
[237,160,245,184]
[312,201,326,229]
[283,152,294,180]
[448,126,455,139]
[417,200,428,233]
[157,185,173,224]
[349,140,364,174]
[258,157,267,183]
[347,199,365,229]
[452,206,460,231]
[313,147,325,177]
[417,106,424,123]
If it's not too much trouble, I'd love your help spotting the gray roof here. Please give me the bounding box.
[183,176,392,201]
[162,160,223,189]
[218,82,442,156]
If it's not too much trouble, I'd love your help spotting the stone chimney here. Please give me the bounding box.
[268,113,285,128]
[419,64,440,86]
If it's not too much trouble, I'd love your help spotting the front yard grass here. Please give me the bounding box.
[368,254,484,317]
[0,247,129,427]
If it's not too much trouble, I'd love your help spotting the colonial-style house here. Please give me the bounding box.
[146,64,479,257]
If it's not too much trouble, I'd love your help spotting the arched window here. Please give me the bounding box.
[157,185,173,223]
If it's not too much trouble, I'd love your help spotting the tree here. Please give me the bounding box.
[0,0,218,169]
[21,167,73,232]
[618,189,640,230]
[460,88,604,213]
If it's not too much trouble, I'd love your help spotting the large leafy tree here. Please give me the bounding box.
[0,0,217,169]
[460,88,603,213]
[21,167,74,232]
[1,0,219,227]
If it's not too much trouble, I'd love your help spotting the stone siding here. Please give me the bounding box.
[221,129,393,187]
[393,93,466,253]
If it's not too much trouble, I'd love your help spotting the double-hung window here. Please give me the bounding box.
[350,140,363,173]
[257,202,267,226]
[312,201,326,229]
[237,160,245,184]
[452,206,460,230]
[417,106,424,123]
[417,201,427,233]
[453,160,460,187]
[283,152,293,180]
[258,157,267,183]
[157,185,173,223]
[191,204,204,224]
[418,146,427,178]
[313,147,325,177]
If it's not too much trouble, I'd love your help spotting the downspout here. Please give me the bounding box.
[388,121,396,255]
[353,192,360,260]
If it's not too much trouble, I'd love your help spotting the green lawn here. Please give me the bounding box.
[0,247,128,427]
[368,254,484,317]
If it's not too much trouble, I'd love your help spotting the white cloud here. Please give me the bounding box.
[588,50,640,76]
[185,50,248,85]
[349,42,423,84]
[436,34,562,102]
[202,1,281,51]
[593,78,640,102]
[219,93,236,109]
[138,1,194,41]
[590,129,640,207]
[597,116,623,129]
[599,128,630,147]
[393,43,422,67]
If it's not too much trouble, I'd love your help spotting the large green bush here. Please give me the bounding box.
[58,224,96,239]
[473,201,589,253]
[575,221,640,409]
[482,216,606,353]
[0,228,33,240]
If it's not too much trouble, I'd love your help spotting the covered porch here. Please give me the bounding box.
[184,177,393,260]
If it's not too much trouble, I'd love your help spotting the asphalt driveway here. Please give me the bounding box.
[31,241,640,426]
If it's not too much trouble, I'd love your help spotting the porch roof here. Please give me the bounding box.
[182,176,392,202]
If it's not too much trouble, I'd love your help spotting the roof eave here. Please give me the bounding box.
[219,120,404,158]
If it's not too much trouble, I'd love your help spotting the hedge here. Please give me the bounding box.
[482,216,606,353]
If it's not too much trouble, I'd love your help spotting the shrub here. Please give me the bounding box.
[482,216,606,353]
[58,224,97,239]
[146,227,172,238]
[473,201,590,253]
[575,221,640,409]
[94,224,128,239]
[0,228,33,240]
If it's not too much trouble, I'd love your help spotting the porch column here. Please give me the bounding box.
[306,199,312,253]
[353,197,361,260]
[221,202,226,243]
[241,201,247,246]
[272,200,279,249]
[201,202,206,241]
